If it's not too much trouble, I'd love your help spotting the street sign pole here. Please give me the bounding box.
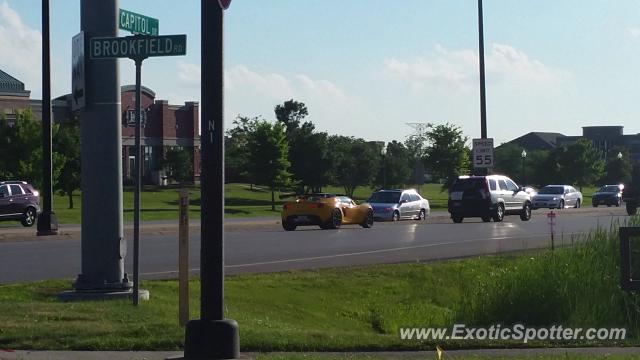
[133,55,143,306]
[181,0,239,358]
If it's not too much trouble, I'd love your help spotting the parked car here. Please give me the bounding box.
[592,184,624,207]
[448,175,532,223]
[0,181,40,227]
[531,185,583,209]
[281,193,374,231]
[365,189,430,221]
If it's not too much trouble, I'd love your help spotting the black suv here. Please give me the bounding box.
[448,175,532,223]
[0,181,40,227]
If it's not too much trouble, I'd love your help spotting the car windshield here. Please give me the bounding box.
[450,178,485,191]
[598,185,620,193]
[538,186,564,195]
[368,192,401,203]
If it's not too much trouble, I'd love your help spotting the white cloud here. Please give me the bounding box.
[177,61,201,87]
[628,27,640,39]
[385,43,566,91]
[0,1,41,95]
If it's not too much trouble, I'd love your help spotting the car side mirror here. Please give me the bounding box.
[400,199,407,204]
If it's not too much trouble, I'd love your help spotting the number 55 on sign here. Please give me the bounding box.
[472,138,494,168]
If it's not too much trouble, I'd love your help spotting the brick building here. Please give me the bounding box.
[0,68,200,184]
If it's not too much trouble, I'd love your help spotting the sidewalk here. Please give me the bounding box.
[2,348,640,360]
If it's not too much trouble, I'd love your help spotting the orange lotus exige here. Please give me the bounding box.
[281,193,374,231]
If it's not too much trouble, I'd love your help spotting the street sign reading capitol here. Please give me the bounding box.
[119,9,159,36]
[90,35,187,59]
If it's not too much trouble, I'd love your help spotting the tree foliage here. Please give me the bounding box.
[246,120,291,210]
[377,140,412,188]
[556,139,605,190]
[424,123,470,189]
[328,136,379,197]
[274,99,308,136]
[160,147,193,184]
[54,117,81,209]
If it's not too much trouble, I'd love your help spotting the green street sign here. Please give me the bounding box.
[119,9,159,36]
[90,35,187,59]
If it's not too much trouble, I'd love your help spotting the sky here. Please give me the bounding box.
[2,0,640,146]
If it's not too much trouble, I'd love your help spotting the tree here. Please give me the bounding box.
[274,99,308,136]
[54,117,81,209]
[246,121,291,211]
[556,139,605,190]
[225,115,259,183]
[423,123,470,189]
[376,141,412,188]
[493,143,525,182]
[525,149,556,187]
[0,110,63,190]
[603,147,632,185]
[161,147,193,184]
[328,136,379,197]
[273,100,331,193]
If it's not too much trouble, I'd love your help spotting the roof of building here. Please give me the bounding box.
[503,132,566,151]
[0,69,30,96]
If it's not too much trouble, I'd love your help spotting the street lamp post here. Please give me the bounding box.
[521,149,527,185]
[381,145,387,189]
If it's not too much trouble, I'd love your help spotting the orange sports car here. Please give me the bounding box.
[281,193,374,231]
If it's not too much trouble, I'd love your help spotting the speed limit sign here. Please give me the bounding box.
[472,138,494,168]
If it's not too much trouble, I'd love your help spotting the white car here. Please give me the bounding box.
[366,189,430,221]
[532,185,583,209]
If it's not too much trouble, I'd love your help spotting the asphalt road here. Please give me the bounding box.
[0,207,631,283]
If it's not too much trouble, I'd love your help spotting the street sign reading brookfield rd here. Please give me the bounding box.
[119,9,159,36]
[90,35,187,59]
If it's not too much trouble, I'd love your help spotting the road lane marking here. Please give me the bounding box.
[140,232,585,276]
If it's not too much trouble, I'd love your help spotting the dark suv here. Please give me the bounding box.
[0,181,40,227]
[448,175,532,223]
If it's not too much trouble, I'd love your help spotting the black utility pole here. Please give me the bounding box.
[37,0,58,236]
[182,0,239,358]
[478,0,487,140]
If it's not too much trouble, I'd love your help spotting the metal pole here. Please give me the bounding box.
[37,0,58,236]
[133,58,142,306]
[179,189,190,326]
[201,0,224,322]
[182,1,239,358]
[382,155,386,189]
[522,157,526,185]
[65,0,130,297]
[478,0,487,140]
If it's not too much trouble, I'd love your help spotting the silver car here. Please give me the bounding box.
[366,189,430,221]
[532,185,583,209]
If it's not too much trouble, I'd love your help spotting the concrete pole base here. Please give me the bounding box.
[171,319,239,359]
[36,212,59,236]
[58,289,149,302]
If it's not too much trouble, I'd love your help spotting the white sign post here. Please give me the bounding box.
[472,138,494,168]
[71,32,85,111]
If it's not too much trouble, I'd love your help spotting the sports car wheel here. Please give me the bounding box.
[327,208,343,229]
[392,211,400,222]
[558,200,565,209]
[282,218,296,231]
[361,210,374,228]
[417,209,426,221]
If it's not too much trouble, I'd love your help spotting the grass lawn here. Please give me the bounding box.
[1,219,638,352]
[254,355,640,360]
[45,183,450,224]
